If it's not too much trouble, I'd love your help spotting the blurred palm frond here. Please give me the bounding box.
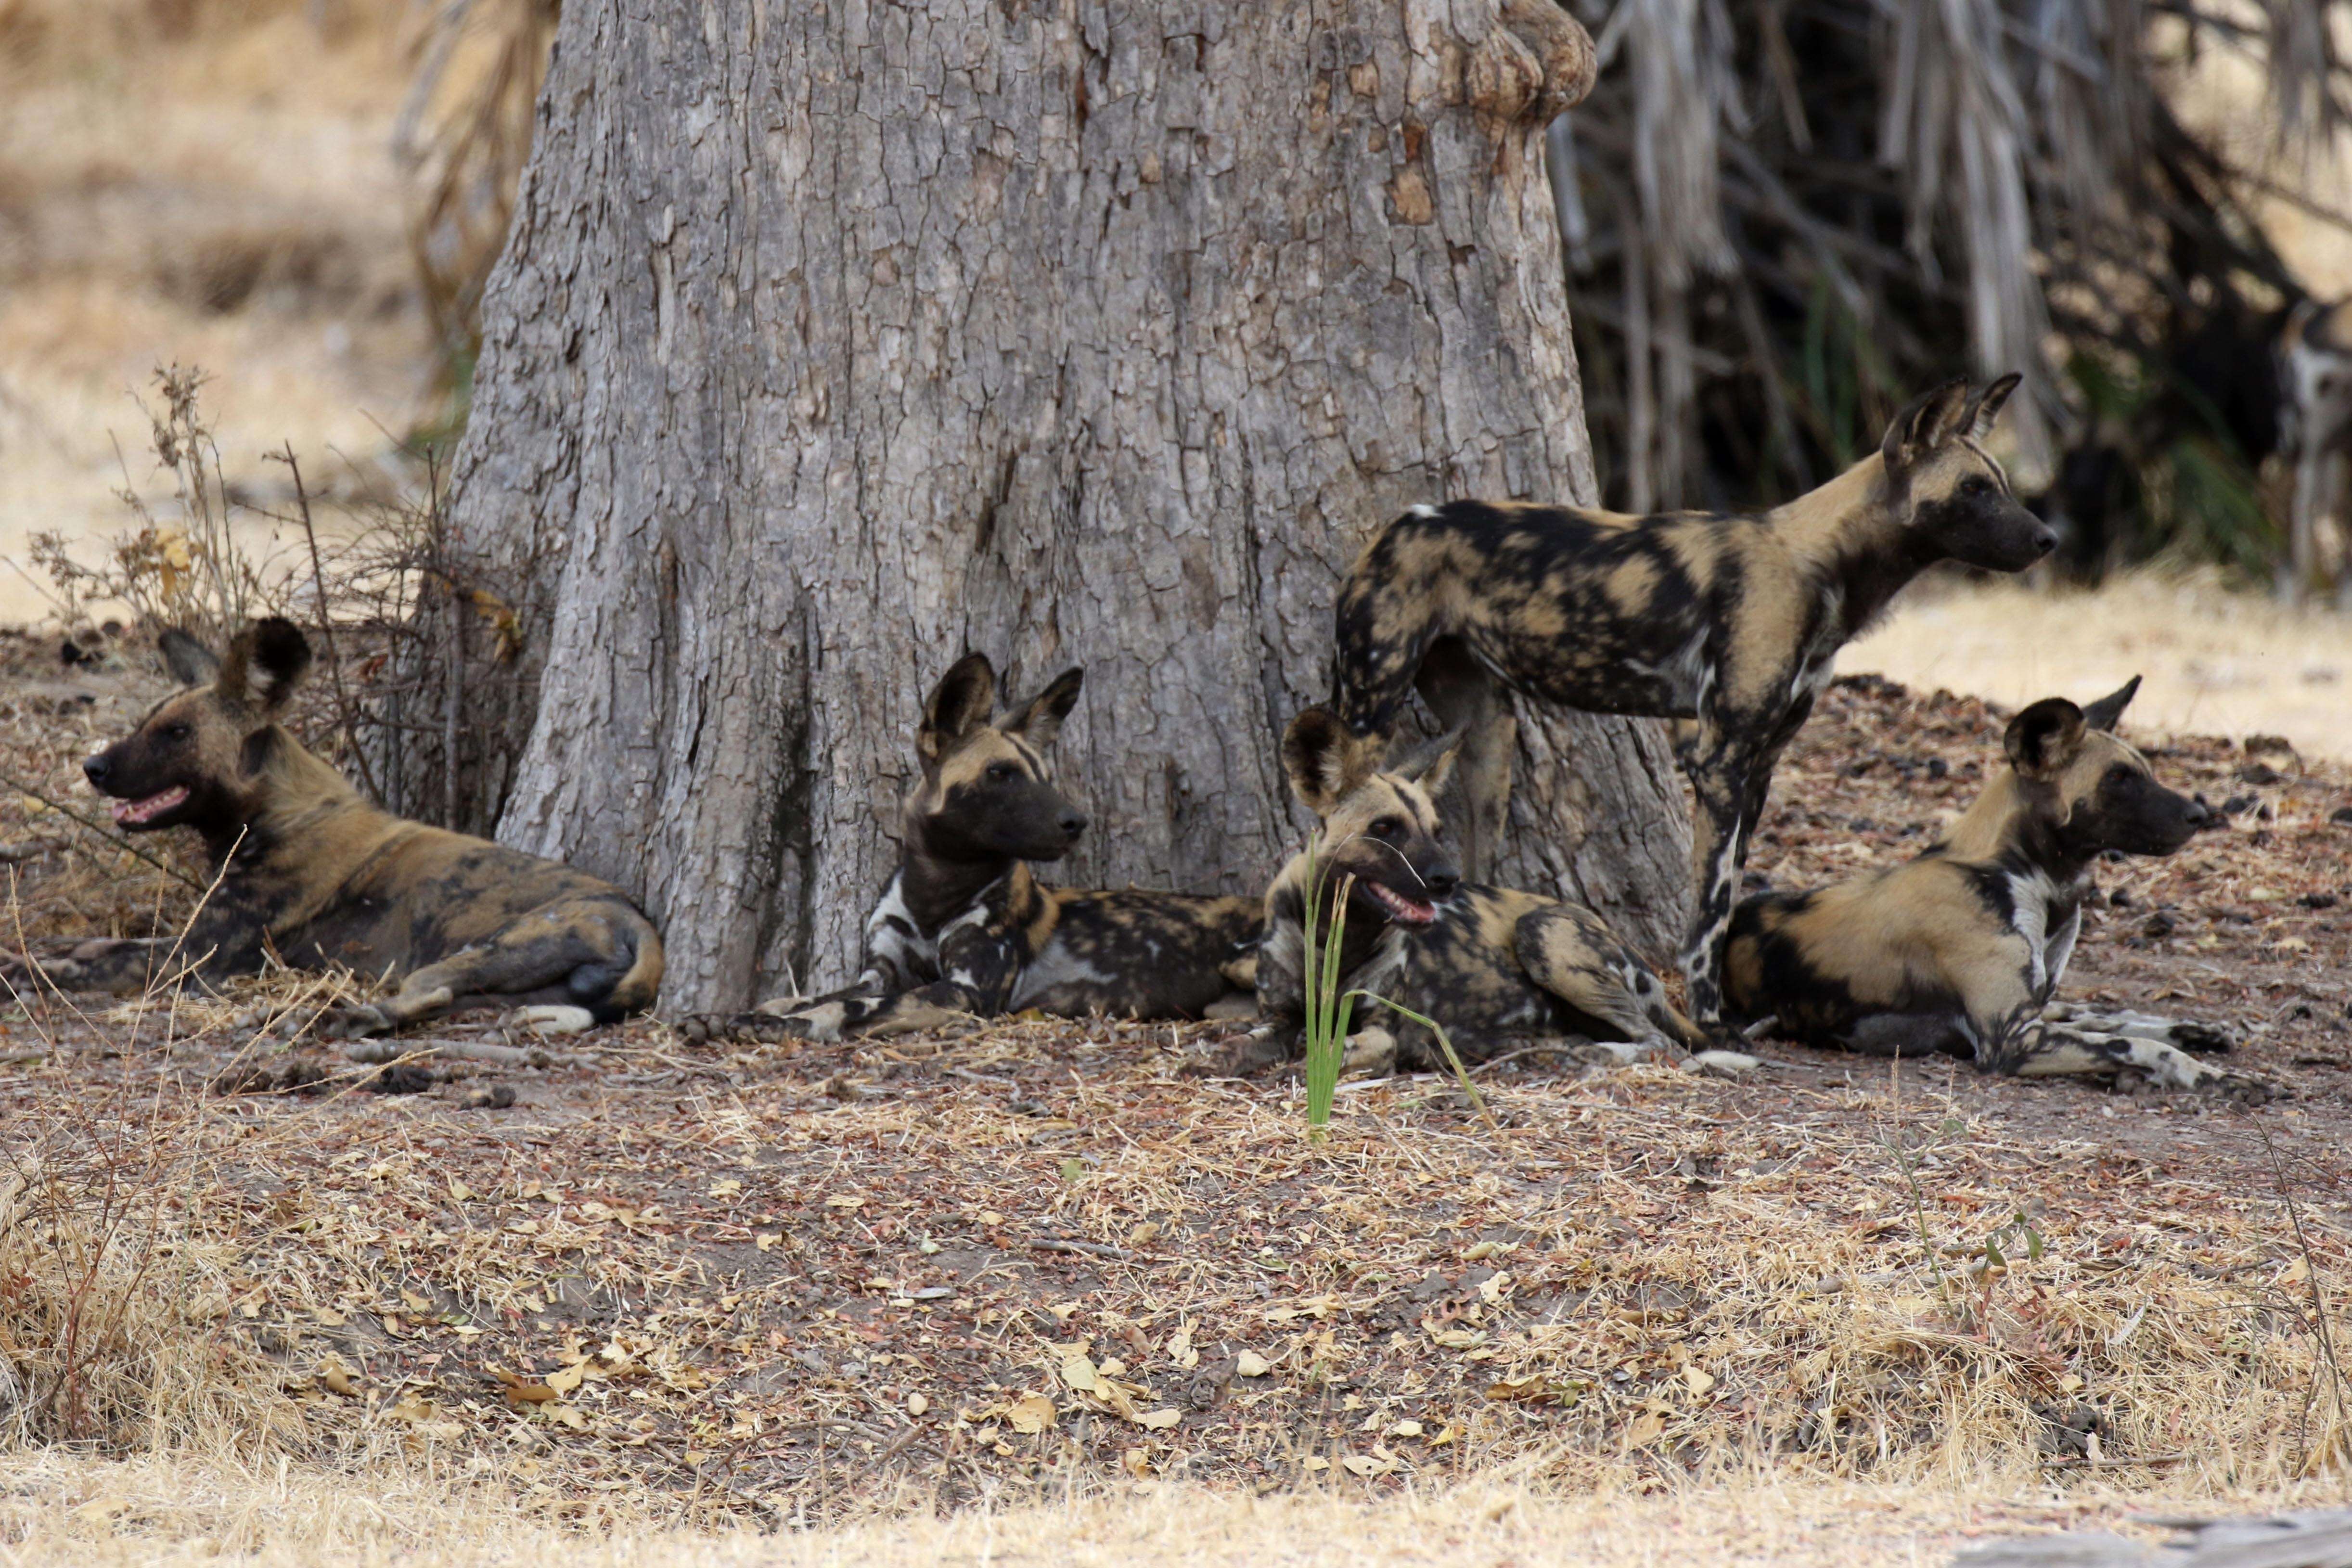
[1558,0,2352,577]
[394,0,559,420]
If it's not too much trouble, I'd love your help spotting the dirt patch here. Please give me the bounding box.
[0,657,2348,1521]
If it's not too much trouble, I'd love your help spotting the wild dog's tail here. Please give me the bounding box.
[568,906,666,1023]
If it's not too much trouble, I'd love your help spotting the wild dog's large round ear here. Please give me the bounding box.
[919,653,999,765]
[214,618,311,711]
[1964,372,2022,439]
[245,618,313,713]
[1881,375,1972,473]
[1003,668,1084,749]
[2079,674,2141,734]
[157,628,221,688]
[1386,727,1462,800]
[2005,697,2086,778]
[1282,707,1372,816]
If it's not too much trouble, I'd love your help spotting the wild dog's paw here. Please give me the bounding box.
[1682,1049,1762,1080]
[1340,1027,1398,1078]
[2198,1068,2275,1106]
[506,1004,595,1038]
[773,1002,848,1043]
[1201,991,1260,1023]
[321,1002,395,1041]
[211,1055,333,1096]
[1181,1028,1291,1079]
[1574,1039,1646,1067]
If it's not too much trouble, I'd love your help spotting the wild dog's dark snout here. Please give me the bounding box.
[1420,858,1461,902]
[2185,794,2218,831]
[82,752,112,790]
[1058,809,1088,839]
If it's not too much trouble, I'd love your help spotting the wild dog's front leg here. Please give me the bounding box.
[2043,1002,2233,1056]
[1675,726,1754,1025]
[1972,971,2267,1097]
[2015,1023,2270,1101]
[1414,641,1514,881]
[771,924,1024,1043]
[0,939,173,997]
[1735,695,1812,853]
[2,904,267,997]
[1516,905,1711,1056]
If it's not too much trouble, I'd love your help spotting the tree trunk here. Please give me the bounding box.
[447,0,1692,1013]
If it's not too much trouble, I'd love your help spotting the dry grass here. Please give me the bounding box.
[5,1455,2340,1567]
[0,663,2341,1562]
[1846,568,2352,760]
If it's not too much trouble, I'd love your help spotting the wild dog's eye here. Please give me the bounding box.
[986,762,1019,783]
[2105,764,2134,785]
[1369,816,1403,840]
[164,723,192,742]
[1961,476,1992,498]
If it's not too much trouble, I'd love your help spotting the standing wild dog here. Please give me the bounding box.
[1722,679,2262,1097]
[1223,707,1746,1078]
[731,653,1260,1041]
[17,618,663,1034]
[1327,374,2056,1024]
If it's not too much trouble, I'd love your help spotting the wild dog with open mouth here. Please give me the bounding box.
[1216,707,1747,1079]
[1722,678,2262,1097]
[730,653,1260,1042]
[18,618,663,1035]
[1327,374,2056,1025]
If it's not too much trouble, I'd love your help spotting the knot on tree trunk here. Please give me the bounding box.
[1476,0,1598,124]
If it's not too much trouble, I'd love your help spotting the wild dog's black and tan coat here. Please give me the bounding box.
[32,618,663,1032]
[744,654,1259,1041]
[1327,375,2056,1022]
[1234,708,1736,1077]
[1723,678,2260,1095]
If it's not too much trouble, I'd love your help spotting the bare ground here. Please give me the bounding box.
[0,638,2348,1566]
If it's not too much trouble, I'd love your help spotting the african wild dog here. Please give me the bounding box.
[1211,707,1750,1080]
[731,653,1260,1041]
[1722,678,2262,1097]
[16,618,663,1034]
[1327,374,2055,1025]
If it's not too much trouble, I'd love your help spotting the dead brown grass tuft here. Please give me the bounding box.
[0,1077,296,1452]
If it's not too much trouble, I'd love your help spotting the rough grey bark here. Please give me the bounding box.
[449,0,1693,1013]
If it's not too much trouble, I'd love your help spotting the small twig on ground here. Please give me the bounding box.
[1029,1238,1134,1262]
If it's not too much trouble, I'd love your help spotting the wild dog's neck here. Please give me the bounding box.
[200,726,368,867]
[1768,455,1936,637]
[896,827,1022,933]
[1935,771,2096,883]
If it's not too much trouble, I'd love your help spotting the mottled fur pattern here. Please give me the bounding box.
[1723,678,2264,1097]
[1327,375,2056,1024]
[737,654,1260,1042]
[1224,708,1715,1077]
[31,619,663,1034]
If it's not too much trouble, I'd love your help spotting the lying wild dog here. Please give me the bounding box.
[1217,707,1751,1079]
[14,618,662,1035]
[1327,374,2055,1024]
[728,653,1260,1041]
[1722,678,2262,1097]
